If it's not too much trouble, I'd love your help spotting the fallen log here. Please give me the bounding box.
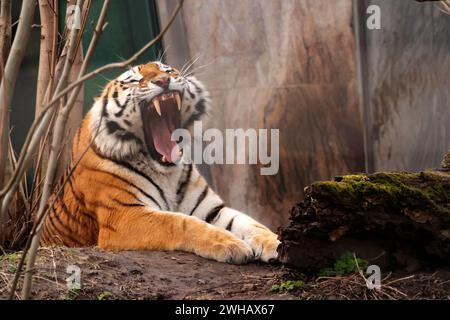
[278,151,450,273]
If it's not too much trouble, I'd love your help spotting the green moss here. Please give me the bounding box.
[318,252,368,277]
[97,291,113,300]
[315,181,358,203]
[63,288,81,300]
[341,174,369,182]
[270,280,305,293]
[0,252,22,263]
[313,171,450,216]
[7,265,17,273]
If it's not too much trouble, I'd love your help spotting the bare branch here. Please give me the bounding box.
[438,0,450,14]
[0,0,36,237]
[21,0,85,300]
[35,0,56,118]
[0,0,11,229]
[0,0,11,74]
[35,0,91,189]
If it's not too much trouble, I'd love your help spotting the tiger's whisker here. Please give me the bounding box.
[182,57,217,78]
[181,57,201,77]
[157,46,170,63]
[180,54,201,76]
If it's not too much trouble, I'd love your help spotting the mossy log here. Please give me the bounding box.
[443,150,450,170]
[278,158,450,272]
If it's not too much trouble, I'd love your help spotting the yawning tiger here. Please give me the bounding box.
[41,61,280,264]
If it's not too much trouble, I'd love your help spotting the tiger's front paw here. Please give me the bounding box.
[199,230,255,264]
[245,226,280,263]
[209,235,254,264]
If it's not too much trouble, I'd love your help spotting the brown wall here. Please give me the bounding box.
[359,0,450,172]
[158,0,450,230]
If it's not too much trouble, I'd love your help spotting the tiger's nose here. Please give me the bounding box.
[151,74,170,89]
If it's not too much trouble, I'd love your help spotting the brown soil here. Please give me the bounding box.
[0,247,449,300]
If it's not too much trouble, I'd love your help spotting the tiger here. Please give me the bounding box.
[41,61,280,264]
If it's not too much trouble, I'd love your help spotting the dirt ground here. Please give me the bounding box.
[0,247,449,300]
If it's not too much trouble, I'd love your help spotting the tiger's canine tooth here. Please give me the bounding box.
[153,99,162,116]
[175,93,182,110]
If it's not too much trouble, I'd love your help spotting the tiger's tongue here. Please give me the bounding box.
[152,119,180,163]
[147,100,181,163]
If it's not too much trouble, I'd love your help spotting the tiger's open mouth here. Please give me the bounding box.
[142,91,183,164]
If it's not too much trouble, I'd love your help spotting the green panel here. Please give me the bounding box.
[60,0,161,111]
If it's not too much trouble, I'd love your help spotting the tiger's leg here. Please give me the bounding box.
[185,180,280,262]
[208,207,280,263]
[96,207,254,264]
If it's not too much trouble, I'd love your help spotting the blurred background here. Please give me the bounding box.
[10,0,450,230]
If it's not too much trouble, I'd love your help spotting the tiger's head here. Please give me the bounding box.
[90,61,210,165]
